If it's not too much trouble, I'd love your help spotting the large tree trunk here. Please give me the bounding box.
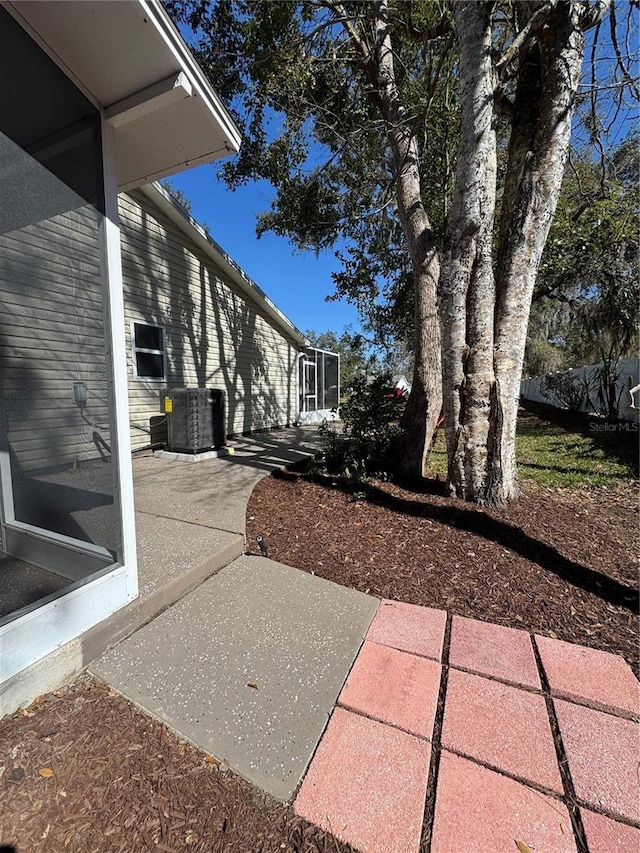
[374,0,442,477]
[492,2,588,503]
[440,1,497,502]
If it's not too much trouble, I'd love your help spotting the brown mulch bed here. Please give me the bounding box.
[2,467,637,853]
[0,678,354,853]
[247,471,639,674]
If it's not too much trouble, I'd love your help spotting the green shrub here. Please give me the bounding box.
[540,371,589,411]
[319,373,406,479]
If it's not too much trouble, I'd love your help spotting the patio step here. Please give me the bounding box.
[1,521,244,716]
[81,520,245,665]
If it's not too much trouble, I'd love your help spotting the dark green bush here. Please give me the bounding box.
[318,373,406,479]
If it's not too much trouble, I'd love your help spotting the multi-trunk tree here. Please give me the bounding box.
[440,0,611,503]
[168,0,626,504]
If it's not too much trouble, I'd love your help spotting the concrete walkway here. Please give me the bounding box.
[77,427,324,667]
[87,426,638,852]
[91,556,377,801]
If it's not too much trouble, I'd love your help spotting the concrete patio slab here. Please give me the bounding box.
[366,599,446,661]
[536,635,640,720]
[91,556,378,801]
[294,706,431,853]
[441,669,563,793]
[580,808,640,852]
[554,699,640,824]
[431,751,577,853]
[133,428,323,535]
[338,641,441,739]
[449,616,541,689]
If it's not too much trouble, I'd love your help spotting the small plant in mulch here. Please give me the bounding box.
[318,373,406,480]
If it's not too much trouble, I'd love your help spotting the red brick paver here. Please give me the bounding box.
[294,706,431,853]
[366,599,446,660]
[536,635,640,719]
[338,640,441,739]
[555,699,640,824]
[580,808,640,852]
[431,751,577,853]
[449,616,541,689]
[441,668,563,793]
[296,604,638,853]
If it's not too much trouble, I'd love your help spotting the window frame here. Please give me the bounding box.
[131,320,167,382]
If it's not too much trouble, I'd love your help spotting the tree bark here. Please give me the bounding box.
[492,1,587,503]
[440,1,497,502]
[373,0,442,477]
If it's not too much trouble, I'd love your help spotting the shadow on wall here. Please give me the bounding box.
[0,215,111,473]
[124,196,295,440]
[210,272,287,435]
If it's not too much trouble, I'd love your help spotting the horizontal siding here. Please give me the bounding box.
[1,191,300,472]
[0,206,113,471]
[119,191,299,448]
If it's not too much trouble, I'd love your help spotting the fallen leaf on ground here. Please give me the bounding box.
[38,768,54,778]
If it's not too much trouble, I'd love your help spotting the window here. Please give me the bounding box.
[132,322,166,380]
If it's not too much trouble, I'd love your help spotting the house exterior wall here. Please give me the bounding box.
[118,191,300,448]
[0,206,111,473]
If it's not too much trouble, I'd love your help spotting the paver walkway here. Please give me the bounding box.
[294,600,640,853]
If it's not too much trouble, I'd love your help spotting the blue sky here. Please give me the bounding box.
[165,166,362,340]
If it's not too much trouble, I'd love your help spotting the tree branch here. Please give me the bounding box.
[495,1,556,83]
[609,0,640,99]
[399,2,453,44]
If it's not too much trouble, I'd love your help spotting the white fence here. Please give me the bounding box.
[520,356,640,420]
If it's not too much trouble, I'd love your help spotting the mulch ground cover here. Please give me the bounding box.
[0,678,354,853]
[247,470,639,675]
[2,433,637,853]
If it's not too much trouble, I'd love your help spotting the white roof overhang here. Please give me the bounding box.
[6,0,241,190]
[140,183,308,348]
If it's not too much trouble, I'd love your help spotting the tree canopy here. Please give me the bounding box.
[167,0,638,503]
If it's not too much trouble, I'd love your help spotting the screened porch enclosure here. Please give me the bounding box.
[298,347,340,424]
[0,6,121,626]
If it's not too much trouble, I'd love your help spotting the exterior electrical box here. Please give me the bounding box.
[162,388,226,453]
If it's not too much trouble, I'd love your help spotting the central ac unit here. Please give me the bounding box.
[162,388,226,454]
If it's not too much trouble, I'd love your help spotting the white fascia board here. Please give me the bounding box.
[139,182,308,348]
[140,0,242,154]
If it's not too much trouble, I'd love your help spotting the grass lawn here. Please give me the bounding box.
[428,399,638,488]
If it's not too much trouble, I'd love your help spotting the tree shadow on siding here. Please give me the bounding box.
[209,271,292,436]
[122,193,297,440]
[121,201,187,390]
